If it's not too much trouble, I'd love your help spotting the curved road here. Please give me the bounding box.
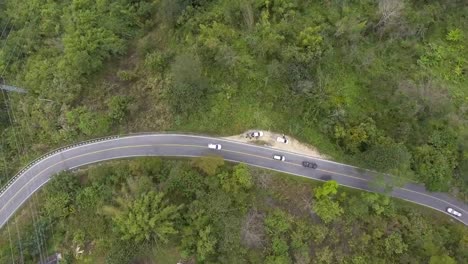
[0,134,467,228]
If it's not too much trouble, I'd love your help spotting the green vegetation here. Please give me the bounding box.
[1,158,466,263]
[0,1,467,262]
[0,0,466,195]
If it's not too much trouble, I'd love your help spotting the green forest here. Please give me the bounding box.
[0,158,467,263]
[0,0,467,194]
[0,0,467,263]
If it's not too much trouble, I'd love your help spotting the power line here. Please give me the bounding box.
[0,17,11,38]
[0,16,24,264]
[29,201,45,264]
[0,33,24,159]
[14,217,24,264]
[0,17,49,263]
[7,223,16,264]
[3,26,50,263]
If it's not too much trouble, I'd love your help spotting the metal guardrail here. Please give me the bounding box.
[1,132,467,226]
[0,130,412,197]
[0,135,122,196]
[0,131,224,197]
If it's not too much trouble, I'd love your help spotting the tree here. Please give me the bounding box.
[314,180,339,199]
[334,119,378,154]
[310,224,328,244]
[413,145,453,191]
[291,221,312,250]
[196,225,218,262]
[291,221,312,263]
[313,181,343,223]
[362,193,394,216]
[429,255,456,264]
[128,157,163,179]
[218,163,252,194]
[265,209,291,236]
[361,143,411,173]
[418,29,466,82]
[313,198,343,224]
[192,155,224,176]
[66,106,110,136]
[144,51,170,73]
[297,26,323,54]
[232,163,253,189]
[42,191,71,220]
[264,209,293,263]
[384,233,408,255]
[315,246,334,264]
[412,127,459,191]
[181,203,219,262]
[346,195,370,219]
[76,186,101,211]
[41,172,81,220]
[265,237,292,264]
[47,171,80,195]
[105,191,182,244]
[107,95,130,124]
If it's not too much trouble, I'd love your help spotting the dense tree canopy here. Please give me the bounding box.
[106,191,182,243]
[0,158,466,263]
[0,0,467,261]
[0,0,465,195]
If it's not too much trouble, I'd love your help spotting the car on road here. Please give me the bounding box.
[208,144,222,150]
[276,136,289,144]
[447,207,462,217]
[250,131,264,137]
[273,155,286,161]
[302,161,318,169]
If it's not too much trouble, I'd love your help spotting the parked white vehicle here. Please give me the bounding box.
[250,131,264,137]
[276,136,289,144]
[273,155,286,161]
[208,144,222,150]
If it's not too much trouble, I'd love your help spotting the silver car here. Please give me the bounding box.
[273,155,285,161]
[208,144,222,150]
[446,207,462,217]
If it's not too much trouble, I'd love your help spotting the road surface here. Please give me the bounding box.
[0,134,467,228]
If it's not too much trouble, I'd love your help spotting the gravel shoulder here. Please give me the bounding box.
[224,130,329,160]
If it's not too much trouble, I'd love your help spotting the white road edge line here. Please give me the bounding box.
[1,153,465,228]
[1,134,466,226]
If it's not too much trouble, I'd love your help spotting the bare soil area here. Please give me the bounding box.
[224,130,329,159]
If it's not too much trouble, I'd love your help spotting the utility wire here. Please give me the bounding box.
[2,23,51,263]
[14,217,24,264]
[0,17,49,263]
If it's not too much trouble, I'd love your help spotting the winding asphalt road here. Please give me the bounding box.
[0,133,467,228]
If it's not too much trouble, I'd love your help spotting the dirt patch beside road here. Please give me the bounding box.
[224,131,328,159]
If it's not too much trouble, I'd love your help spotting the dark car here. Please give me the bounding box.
[302,161,318,169]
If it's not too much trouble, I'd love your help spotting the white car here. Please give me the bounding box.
[446,207,462,217]
[208,144,222,150]
[273,155,285,161]
[276,136,289,144]
[250,131,264,137]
